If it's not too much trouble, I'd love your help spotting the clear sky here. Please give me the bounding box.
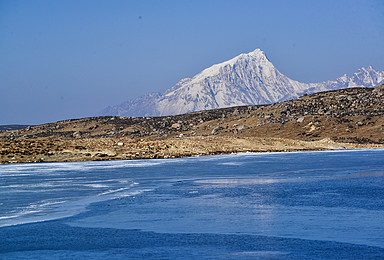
[1,0,383,125]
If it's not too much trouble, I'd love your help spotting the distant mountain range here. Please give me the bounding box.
[101,49,384,117]
[0,125,31,131]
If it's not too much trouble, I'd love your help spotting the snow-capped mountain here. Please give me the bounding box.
[101,49,384,117]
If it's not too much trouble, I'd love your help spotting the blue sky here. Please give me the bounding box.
[1,0,383,125]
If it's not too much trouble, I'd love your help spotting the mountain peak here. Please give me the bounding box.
[234,48,268,62]
[101,50,384,117]
[357,65,376,73]
[246,48,265,57]
[182,48,273,89]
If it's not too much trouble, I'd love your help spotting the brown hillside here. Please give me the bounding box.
[1,85,383,164]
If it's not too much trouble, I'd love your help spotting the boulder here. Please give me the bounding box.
[238,125,249,131]
[127,128,139,134]
[212,126,223,134]
[73,131,81,138]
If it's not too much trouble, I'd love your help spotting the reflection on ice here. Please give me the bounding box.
[227,251,290,257]
[196,178,283,184]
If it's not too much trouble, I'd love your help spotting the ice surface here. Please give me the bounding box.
[1,150,384,258]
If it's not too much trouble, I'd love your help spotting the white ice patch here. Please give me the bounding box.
[0,181,146,228]
[0,159,172,175]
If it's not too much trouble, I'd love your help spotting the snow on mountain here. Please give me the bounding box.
[101,92,161,117]
[101,49,384,117]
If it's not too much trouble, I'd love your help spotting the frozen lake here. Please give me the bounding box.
[1,149,384,259]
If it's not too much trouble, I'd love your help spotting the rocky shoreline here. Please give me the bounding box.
[1,85,383,164]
